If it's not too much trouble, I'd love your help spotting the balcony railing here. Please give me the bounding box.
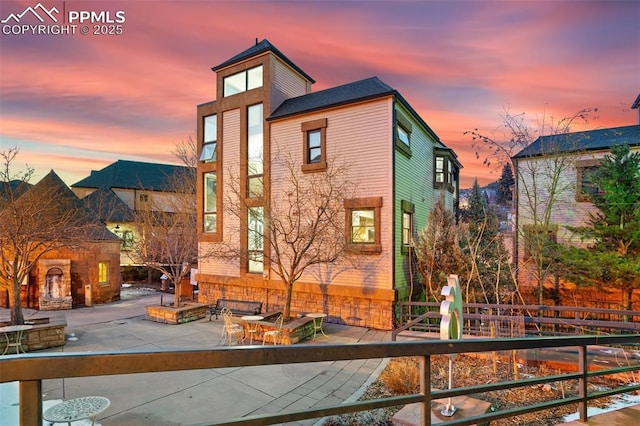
[2,334,640,425]
[394,302,640,340]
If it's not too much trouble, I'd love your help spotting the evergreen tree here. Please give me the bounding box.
[559,145,640,311]
[496,163,514,205]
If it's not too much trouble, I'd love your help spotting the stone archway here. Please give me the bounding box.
[45,267,64,298]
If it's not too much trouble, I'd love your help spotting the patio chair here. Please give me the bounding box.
[219,308,244,346]
[262,314,284,345]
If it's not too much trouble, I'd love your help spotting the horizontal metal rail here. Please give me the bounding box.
[2,334,640,426]
[394,302,640,340]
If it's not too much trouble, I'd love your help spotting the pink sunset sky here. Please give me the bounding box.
[1,0,638,189]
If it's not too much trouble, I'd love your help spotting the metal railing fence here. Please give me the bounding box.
[2,334,640,425]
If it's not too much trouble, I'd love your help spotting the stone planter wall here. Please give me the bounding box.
[0,315,66,354]
[239,316,315,345]
[146,303,208,324]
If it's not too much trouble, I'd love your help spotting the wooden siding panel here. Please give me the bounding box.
[270,98,394,290]
[270,58,310,114]
[393,104,439,298]
[199,109,242,277]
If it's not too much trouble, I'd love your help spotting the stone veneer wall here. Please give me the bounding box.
[0,315,66,353]
[39,296,73,311]
[146,303,208,324]
[198,276,395,330]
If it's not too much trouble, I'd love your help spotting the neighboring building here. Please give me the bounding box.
[512,123,640,306]
[72,160,193,267]
[0,171,121,310]
[195,39,461,330]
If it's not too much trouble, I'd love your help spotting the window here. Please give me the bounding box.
[247,104,263,198]
[395,112,412,157]
[248,207,264,273]
[223,65,263,97]
[307,130,322,163]
[401,200,415,253]
[576,160,602,201]
[301,118,327,172]
[435,157,445,183]
[139,194,148,202]
[434,151,459,193]
[200,114,217,162]
[98,261,108,284]
[204,172,217,233]
[114,229,134,248]
[397,127,410,146]
[345,197,382,254]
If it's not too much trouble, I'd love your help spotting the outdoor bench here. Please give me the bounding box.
[209,299,263,320]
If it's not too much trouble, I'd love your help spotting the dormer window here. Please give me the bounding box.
[200,114,217,162]
[223,65,263,97]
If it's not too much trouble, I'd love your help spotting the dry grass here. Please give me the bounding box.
[325,353,630,426]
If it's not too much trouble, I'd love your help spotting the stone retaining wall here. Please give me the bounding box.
[146,303,208,324]
[0,314,66,354]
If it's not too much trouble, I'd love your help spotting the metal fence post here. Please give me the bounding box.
[420,355,431,426]
[20,379,42,426]
[578,345,588,422]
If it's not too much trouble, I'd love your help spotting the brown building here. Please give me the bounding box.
[0,171,121,310]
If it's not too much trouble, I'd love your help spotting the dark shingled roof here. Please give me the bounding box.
[0,180,31,202]
[83,187,135,223]
[213,39,315,84]
[71,160,193,192]
[268,77,395,120]
[513,125,640,159]
[10,171,119,241]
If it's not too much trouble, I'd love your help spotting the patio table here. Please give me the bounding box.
[43,395,110,425]
[241,315,264,344]
[0,324,33,355]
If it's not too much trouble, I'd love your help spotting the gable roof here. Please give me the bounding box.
[10,171,119,241]
[213,39,315,84]
[513,124,640,159]
[0,180,31,202]
[82,187,135,223]
[632,93,640,110]
[71,160,193,192]
[268,77,395,121]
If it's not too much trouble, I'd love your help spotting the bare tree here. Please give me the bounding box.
[466,107,597,304]
[415,196,466,302]
[125,138,197,308]
[0,148,106,324]
[221,151,357,319]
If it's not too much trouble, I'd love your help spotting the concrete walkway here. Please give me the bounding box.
[4,293,391,425]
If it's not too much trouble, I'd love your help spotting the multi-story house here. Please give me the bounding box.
[195,40,461,330]
[512,117,640,307]
[72,160,194,268]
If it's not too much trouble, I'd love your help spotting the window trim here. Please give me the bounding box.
[223,65,263,97]
[433,151,459,194]
[575,159,602,202]
[401,200,415,254]
[301,118,327,173]
[203,171,217,234]
[200,114,217,162]
[344,197,383,254]
[395,112,413,158]
[98,261,109,285]
[246,103,264,198]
